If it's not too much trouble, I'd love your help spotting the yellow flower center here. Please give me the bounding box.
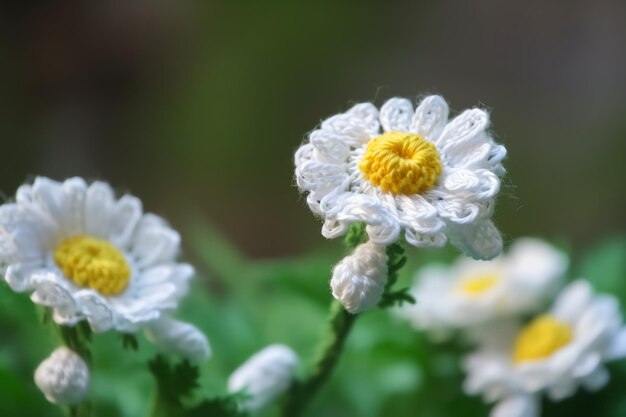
[512,315,573,363]
[358,132,442,195]
[54,236,131,296]
[459,274,500,295]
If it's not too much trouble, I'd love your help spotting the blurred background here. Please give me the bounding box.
[1,1,626,416]
[1,1,625,257]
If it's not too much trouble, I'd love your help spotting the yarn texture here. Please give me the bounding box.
[34,347,89,405]
[330,240,389,314]
[228,344,299,411]
[295,95,507,260]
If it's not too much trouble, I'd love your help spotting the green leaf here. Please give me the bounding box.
[185,395,249,417]
[148,355,200,406]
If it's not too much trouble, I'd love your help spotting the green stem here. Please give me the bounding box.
[282,300,357,417]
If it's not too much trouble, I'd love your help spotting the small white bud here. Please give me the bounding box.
[34,347,89,405]
[228,344,299,411]
[330,241,388,313]
[145,316,211,363]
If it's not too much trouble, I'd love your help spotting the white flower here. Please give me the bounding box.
[463,280,626,417]
[34,347,89,405]
[399,238,567,339]
[228,344,299,412]
[330,240,388,314]
[295,96,507,260]
[145,316,211,362]
[0,177,194,333]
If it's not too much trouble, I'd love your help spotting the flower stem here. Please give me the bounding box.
[282,300,357,417]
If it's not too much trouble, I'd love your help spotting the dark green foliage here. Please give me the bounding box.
[119,334,139,351]
[148,355,200,406]
[185,394,249,417]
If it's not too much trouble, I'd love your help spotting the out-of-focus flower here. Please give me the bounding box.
[34,347,89,405]
[398,238,567,340]
[0,177,194,333]
[145,316,211,362]
[228,344,299,412]
[330,240,388,314]
[463,280,626,417]
[295,95,507,260]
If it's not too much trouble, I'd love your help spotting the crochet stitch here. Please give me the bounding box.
[34,347,89,405]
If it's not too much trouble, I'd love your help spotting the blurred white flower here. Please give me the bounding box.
[295,95,507,260]
[330,240,388,314]
[145,316,211,362]
[398,238,567,339]
[463,280,626,417]
[228,344,299,412]
[0,177,194,333]
[34,347,89,405]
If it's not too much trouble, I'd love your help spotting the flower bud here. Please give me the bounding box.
[34,347,89,405]
[330,241,388,313]
[228,344,298,411]
[145,316,211,362]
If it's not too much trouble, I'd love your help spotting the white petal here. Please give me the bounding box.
[346,102,380,136]
[605,328,626,360]
[438,109,490,152]
[410,95,449,140]
[132,215,181,268]
[447,219,503,260]
[379,98,413,132]
[321,102,379,142]
[551,280,593,323]
[58,177,87,236]
[505,238,568,293]
[108,195,142,248]
[74,291,113,333]
[321,219,349,239]
[405,229,447,248]
[582,366,610,391]
[84,181,115,238]
[491,395,539,417]
[309,130,351,163]
[30,177,65,233]
[4,261,42,292]
[0,205,44,263]
[443,169,500,200]
[397,194,444,234]
[296,161,348,194]
[145,316,211,362]
[30,274,79,325]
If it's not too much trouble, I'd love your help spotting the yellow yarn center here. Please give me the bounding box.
[512,315,573,363]
[459,274,500,295]
[359,132,442,195]
[54,235,131,296]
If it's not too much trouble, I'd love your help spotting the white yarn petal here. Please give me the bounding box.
[491,395,539,417]
[84,181,115,238]
[379,97,413,132]
[551,280,593,323]
[58,177,87,237]
[228,345,299,412]
[605,328,626,360]
[30,273,79,324]
[108,195,142,248]
[330,241,388,314]
[4,261,41,292]
[145,316,211,362]
[447,219,503,260]
[411,95,449,140]
[309,130,351,163]
[35,347,89,405]
[438,109,490,152]
[73,290,114,333]
[132,216,181,268]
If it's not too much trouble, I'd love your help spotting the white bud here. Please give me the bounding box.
[34,347,89,405]
[145,316,211,363]
[330,241,388,313]
[228,344,298,411]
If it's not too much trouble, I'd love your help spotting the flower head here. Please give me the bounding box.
[463,280,626,417]
[295,96,507,260]
[399,238,567,339]
[330,240,388,314]
[34,347,89,405]
[228,344,299,411]
[0,177,194,333]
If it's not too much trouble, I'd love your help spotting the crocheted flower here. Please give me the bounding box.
[399,238,567,339]
[463,280,626,417]
[330,240,388,314]
[295,96,507,260]
[35,347,89,405]
[0,177,193,333]
[228,344,299,412]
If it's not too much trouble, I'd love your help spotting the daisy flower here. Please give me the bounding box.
[399,238,567,339]
[295,95,507,260]
[463,280,626,417]
[0,177,194,333]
